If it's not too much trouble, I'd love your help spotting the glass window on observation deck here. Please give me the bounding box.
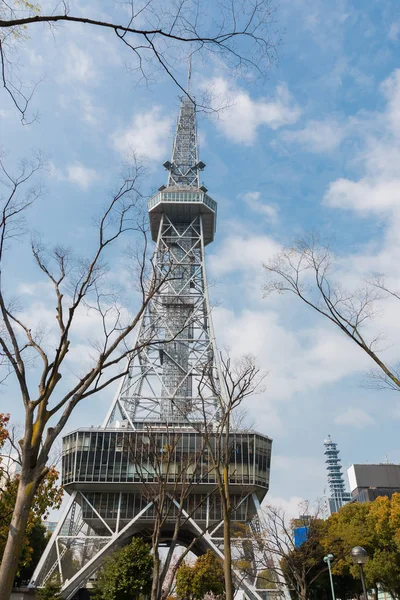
[62,431,271,487]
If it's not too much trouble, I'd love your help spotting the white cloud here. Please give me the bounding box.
[389,22,400,41]
[240,192,279,222]
[269,456,325,509]
[324,69,400,216]
[264,495,306,518]
[380,69,400,135]
[17,281,53,296]
[112,107,172,161]
[58,90,105,126]
[206,77,301,145]
[324,177,400,214]
[67,164,97,189]
[27,49,44,67]
[334,408,374,428]
[213,306,371,403]
[209,234,281,278]
[50,161,98,190]
[61,44,96,83]
[393,403,400,420]
[281,119,346,153]
[77,91,105,126]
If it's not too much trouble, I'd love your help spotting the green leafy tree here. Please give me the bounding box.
[36,574,62,600]
[321,495,400,600]
[0,414,62,582]
[308,567,360,600]
[14,522,49,586]
[176,550,225,600]
[256,569,277,590]
[92,537,153,600]
[175,563,195,600]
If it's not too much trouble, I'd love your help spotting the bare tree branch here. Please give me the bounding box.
[0,0,279,121]
[263,235,400,392]
[0,153,188,595]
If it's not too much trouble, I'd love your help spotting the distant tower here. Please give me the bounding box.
[31,78,282,600]
[324,435,352,514]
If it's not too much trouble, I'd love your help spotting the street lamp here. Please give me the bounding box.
[350,546,368,600]
[323,553,336,600]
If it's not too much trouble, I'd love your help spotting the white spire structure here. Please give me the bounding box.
[324,435,352,514]
[31,77,282,600]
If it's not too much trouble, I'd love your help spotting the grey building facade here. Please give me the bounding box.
[348,463,400,503]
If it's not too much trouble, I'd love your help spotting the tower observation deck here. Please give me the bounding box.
[31,89,279,600]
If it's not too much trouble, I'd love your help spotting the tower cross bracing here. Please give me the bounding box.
[31,85,283,600]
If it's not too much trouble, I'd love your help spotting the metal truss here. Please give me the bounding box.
[31,490,154,599]
[31,490,287,600]
[167,96,202,188]
[104,213,220,426]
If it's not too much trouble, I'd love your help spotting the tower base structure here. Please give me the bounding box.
[31,426,287,600]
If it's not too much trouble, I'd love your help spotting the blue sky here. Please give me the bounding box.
[1,0,400,515]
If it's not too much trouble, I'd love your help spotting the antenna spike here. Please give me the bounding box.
[165,60,204,188]
[187,54,192,95]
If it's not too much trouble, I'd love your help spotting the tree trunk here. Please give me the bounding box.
[298,583,307,600]
[151,547,161,600]
[0,476,37,600]
[223,508,234,600]
[221,462,234,600]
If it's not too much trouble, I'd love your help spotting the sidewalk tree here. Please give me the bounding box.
[36,574,63,600]
[0,413,62,583]
[14,522,48,586]
[246,504,329,600]
[175,550,225,600]
[123,427,217,600]
[322,495,400,599]
[92,537,153,600]
[0,153,175,598]
[197,353,265,600]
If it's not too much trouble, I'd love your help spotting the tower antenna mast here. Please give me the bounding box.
[187,53,192,96]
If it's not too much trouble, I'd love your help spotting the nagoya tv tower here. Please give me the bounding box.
[32,70,276,600]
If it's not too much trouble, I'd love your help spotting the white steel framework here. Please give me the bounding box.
[31,88,286,600]
[103,213,219,426]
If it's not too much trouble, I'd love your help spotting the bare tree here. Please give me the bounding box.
[197,353,265,600]
[242,502,328,600]
[116,354,265,600]
[263,236,400,391]
[0,0,280,122]
[0,154,180,598]
[122,425,221,600]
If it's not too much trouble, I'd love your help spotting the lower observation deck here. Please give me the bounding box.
[61,426,271,534]
[62,427,271,495]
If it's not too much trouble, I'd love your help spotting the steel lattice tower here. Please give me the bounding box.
[31,87,285,600]
[324,435,352,514]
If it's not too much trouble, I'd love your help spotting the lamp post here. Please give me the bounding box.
[323,553,336,600]
[350,546,368,600]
